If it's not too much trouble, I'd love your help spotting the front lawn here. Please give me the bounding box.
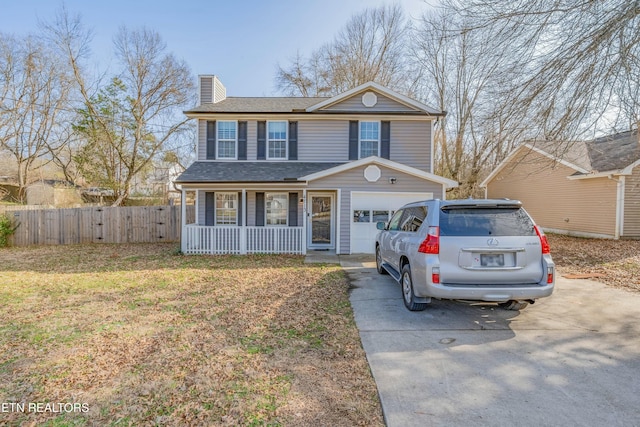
[549,234,640,292]
[0,244,383,426]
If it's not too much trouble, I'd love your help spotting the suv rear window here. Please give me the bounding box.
[439,208,536,236]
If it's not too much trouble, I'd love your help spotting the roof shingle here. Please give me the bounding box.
[175,162,346,183]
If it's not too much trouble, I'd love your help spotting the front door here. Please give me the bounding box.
[307,193,334,249]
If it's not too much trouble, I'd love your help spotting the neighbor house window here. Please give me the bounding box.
[359,121,380,158]
[267,121,287,159]
[217,121,237,159]
[266,193,288,225]
[216,193,237,225]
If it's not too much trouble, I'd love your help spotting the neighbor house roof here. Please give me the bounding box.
[481,130,640,186]
[586,130,640,172]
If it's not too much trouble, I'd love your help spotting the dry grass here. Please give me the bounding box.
[549,234,640,292]
[0,244,384,426]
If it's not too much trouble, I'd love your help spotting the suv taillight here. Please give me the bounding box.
[534,225,550,254]
[418,226,440,254]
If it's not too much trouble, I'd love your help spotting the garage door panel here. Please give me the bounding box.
[350,192,432,254]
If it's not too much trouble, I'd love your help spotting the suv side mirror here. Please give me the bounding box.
[376,222,386,230]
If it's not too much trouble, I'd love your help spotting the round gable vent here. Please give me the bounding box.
[364,165,381,182]
[362,91,378,108]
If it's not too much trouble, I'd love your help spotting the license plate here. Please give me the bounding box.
[481,254,504,267]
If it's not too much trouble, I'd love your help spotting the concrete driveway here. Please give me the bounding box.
[342,256,640,427]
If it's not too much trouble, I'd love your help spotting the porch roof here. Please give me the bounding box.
[175,161,345,184]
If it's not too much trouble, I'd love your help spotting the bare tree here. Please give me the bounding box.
[412,9,533,196]
[0,32,73,201]
[47,10,195,205]
[446,0,640,137]
[276,4,413,96]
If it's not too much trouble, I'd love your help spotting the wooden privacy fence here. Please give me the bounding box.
[7,205,195,247]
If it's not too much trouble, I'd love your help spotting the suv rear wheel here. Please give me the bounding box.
[401,264,427,311]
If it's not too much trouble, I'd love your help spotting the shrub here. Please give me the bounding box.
[0,213,17,247]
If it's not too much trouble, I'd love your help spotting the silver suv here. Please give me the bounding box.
[375,199,554,311]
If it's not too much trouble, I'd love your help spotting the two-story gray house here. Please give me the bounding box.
[176,75,457,255]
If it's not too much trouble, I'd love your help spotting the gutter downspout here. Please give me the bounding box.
[608,175,625,239]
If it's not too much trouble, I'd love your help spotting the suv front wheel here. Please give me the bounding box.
[401,264,427,311]
[376,246,387,275]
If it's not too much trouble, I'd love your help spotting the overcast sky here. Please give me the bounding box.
[1,0,435,97]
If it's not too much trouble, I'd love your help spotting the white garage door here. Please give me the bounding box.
[350,191,433,254]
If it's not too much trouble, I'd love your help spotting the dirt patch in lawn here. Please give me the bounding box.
[548,234,640,292]
[0,244,384,426]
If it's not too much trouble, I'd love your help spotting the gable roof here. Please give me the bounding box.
[184,82,443,116]
[481,130,640,186]
[305,82,443,115]
[299,156,458,188]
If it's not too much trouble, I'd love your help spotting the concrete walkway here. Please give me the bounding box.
[340,255,640,427]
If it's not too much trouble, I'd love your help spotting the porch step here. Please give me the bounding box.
[305,250,340,264]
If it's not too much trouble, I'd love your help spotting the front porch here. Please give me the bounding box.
[182,224,305,255]
[178,185,337,255]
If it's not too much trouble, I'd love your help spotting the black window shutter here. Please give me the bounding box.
[255,192,265,226]
[288,121,298,160]
[288,192,298,227]
[257,121,266,160]
[205,192,215,226]
[381,121,390,159]
[238,121,247,160]
[206,121,216,160]
[349,121,359,160]
[237,192,243,226]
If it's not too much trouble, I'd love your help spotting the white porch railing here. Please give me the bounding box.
[183,225,305,255]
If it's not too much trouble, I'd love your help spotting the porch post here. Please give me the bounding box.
[241,189,247,254]
[301,189,307,255]
[335,189,341,255]
[180,187,187,253]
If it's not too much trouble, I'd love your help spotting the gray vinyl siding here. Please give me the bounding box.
[197,190,206,224]
[623,166,640,238]
[247,121,258,160]
[213,77,226,103]
[197,120,207,160]
[196,118,434,164]
[308,165,444,253]
[297,120,350,161]
[390,120,432,171]
[200,77,213,103]
[197,190,302,228]
[322,93,419,112]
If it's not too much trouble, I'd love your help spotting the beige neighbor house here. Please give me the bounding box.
[175,75,458,255]
[481,130,640,239]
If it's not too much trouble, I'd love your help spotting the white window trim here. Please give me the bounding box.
[265,192,288,226]
[266,120,288,160]
[217,120,238,160]
[359,120,381,159]
[215,192,238,225]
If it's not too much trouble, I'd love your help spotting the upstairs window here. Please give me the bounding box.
[217,121,237,159]
[359,121,380,158]
[267,121,287,159]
